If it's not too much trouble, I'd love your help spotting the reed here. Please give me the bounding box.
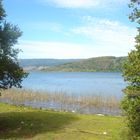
[0,89,121,115]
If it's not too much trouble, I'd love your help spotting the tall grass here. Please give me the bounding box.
[0,89,121,115]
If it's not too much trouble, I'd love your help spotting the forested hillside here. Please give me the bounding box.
[19,59,81,67]
[44,56,126,72]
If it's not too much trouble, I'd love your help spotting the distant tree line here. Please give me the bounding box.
[44,56,126,72]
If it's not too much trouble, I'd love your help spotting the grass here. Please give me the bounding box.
[0,102,125,140]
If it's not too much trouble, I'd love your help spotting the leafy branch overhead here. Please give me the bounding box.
[0,0,27,90]
[128,0,140,23]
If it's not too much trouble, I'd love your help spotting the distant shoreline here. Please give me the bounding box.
[20,56,127,72]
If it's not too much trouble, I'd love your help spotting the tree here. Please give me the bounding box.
[0,0,27,90]
[121,0,140,139]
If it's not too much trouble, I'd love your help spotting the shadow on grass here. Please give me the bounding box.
[0,110,79,139]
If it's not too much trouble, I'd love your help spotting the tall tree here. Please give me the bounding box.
[0,0,27,90]
[122,0,140,139]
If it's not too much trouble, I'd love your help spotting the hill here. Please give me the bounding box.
[19,59,81,67]
[19,59,81,71]
[44,56,127,72]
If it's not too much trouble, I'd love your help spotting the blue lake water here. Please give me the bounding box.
[22,72,126,99]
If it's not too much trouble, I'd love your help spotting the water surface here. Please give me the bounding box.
[22,72,126,98]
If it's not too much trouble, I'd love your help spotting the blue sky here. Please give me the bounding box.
[4,0,137,59]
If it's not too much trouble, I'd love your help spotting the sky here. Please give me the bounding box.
[3,0,138,59]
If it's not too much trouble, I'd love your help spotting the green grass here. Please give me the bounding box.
[0,103,125,140]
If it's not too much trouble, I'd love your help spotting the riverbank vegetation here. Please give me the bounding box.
[0,102,125,140]
[0,89,120,115]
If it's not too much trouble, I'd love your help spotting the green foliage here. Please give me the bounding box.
[121,0,140,139]
[122,85,140,139]
[128,0,140,23]
[0,0,27,89]
[0,0,5,20]
[45,56,126,72]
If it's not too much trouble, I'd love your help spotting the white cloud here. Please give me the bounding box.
[17,41,95,59]
[72,17,137,53]
[39,0,99,8]
[17,17,137,59]
[17,37,135,59]
[38,0,127,8]
[16,16,137,59]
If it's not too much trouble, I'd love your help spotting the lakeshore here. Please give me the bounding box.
[0,89,121,115]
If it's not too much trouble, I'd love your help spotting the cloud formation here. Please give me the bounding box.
[17,41,95,59]
[72,16,136,51]
[39,0,127,8]
[18,35,135,59]
[17,16,137,59]
[40,0,99,8]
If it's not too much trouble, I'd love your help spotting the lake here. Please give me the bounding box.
[22,72,126,99]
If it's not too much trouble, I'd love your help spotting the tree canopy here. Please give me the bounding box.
[0,0,27,90]
[122,0,140,139]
